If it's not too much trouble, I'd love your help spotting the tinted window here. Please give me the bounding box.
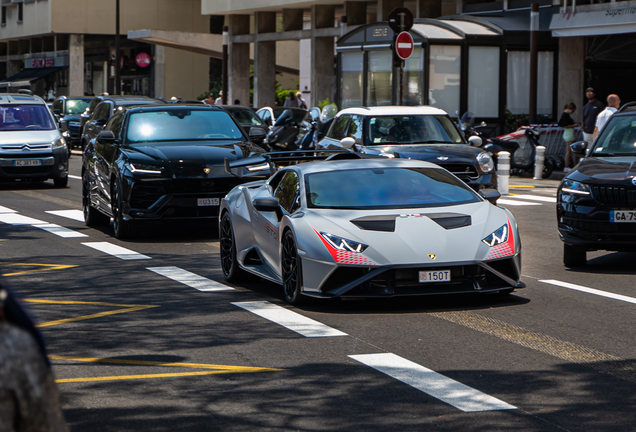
[228,108,263,126]
[592,115,636,156]
[306,167,479,209]
[329,115,350,140]
[88,98,101,114]
[125,109,244,143]
[93,103,111,121]
[52,100,63,112]
[274,170,300,213]
[65,99,90,114]
[367,115,463,145]
[106,113,125,139]
[0,104,55,131]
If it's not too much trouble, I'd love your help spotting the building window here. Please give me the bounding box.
[17,2,22,23]
[340,51,364,109]
[506,51,554,117]
[429,45,461,116]
[402,47,424,106]
[367,50,393,106]
[468,46,500,118]
[2,6,6,26]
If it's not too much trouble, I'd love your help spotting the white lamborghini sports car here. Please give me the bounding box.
[220,151,524,305]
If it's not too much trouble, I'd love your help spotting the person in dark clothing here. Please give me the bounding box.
[558,102,578,172]
[581,87,605,144]
[0,278,68,432]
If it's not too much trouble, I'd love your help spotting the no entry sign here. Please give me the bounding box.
[395,31,414,60]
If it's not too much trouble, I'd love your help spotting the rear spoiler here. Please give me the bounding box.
[224,149,360,177]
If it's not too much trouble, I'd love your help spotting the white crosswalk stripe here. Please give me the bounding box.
[0,205,17,213]
[232,301,348,337]
[46,210,86,222]
[0,213,47,225]
[349,353,516,412]
[498,198,541,206]
[82,242,151,260]
[148,267,234,291]
[33,223,88,238]
[508,195,556,203]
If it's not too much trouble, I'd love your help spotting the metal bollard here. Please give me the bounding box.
[497,151,510,195]
[533,145,546,180]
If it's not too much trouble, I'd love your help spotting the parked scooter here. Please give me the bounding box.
[266,109,303,150]
[483,127,554,179]
[295,107,322,149]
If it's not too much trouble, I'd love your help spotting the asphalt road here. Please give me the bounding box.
[1,155,635,432]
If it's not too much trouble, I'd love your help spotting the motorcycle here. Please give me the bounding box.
[266,109,303,150]
[295,107,322,150]
[483,127,554,179]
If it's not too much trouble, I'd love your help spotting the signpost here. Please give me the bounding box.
[388,8,414,105]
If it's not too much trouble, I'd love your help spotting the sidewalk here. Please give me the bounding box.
[508,170,565,188]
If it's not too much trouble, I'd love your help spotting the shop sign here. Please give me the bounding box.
[29,58,54,68]
[136,52,151,68]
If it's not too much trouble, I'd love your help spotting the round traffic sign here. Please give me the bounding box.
[395,31,414,60]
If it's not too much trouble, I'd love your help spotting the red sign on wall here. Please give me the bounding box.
[136,52,151,68]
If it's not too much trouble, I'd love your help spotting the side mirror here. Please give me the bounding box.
[570,141,587,156]
[340,137,356,149]
[249,128,266,143]
[468,135,482,147]
[96,130,117,144]
[95,118,107,126]
[478,188,501,205]
[59,121,68,133]
[54,109,61,115]
[253,197,283,220]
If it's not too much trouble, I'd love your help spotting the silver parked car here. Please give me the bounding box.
[0,92,69,187]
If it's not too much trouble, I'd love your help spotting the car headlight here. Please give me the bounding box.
[52,137,66,149]
[320,232,368,253]
[561,179,591,196]
[125,162,163,174]
[482,223,509,247]
[476,151,494,173]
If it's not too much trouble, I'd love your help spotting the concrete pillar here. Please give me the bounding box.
[282,9,304,31]
[254,11,277,108]
[154,45,165,99]
[377,0,403,21]
[69,34,84,96]
[344,2,367,26]
[229,14,250,106]
[311,5,335,108]
[558,36,585,123]
[417,0,442,18]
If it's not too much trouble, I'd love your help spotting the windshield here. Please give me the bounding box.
[592,115,636,156]
[65,99,91,114]
[366,115,464,145]
[273,108,307,124]
[227,108,264,126]
[306,167,479,209]
[0,105,55,131]
[126,109,244,143]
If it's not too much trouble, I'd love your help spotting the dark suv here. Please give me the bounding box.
[82,104,265,239]
[558,102,636,266]
[52,96,92,149]
[80,95,163,149]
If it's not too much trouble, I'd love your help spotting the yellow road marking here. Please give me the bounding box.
[50,355,284,383]
[509,185,535,189]
[23,299,159,328]
[1,262,78,277]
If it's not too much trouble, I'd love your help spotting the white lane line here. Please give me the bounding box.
[0,213,46,225]
[349,353,516,412]
[540,279,636,305]
[0,205,17,213]
[46,210,85,222]
[35,223,88,238]
[497,198,541,206]
[148,267,234,292]
[68,175,81,180]
[232,301,347,337]
[82,242,151,260]
[509,195,556,203]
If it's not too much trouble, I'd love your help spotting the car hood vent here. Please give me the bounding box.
[351,212,472,232]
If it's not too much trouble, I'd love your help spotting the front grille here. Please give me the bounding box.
[561,217,636,233]
[437,163,478,178]
[130,177,244,209]
[592,186,636,207]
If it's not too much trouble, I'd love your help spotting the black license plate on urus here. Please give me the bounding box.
[197,198,219,206]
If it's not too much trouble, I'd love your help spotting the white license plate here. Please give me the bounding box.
[14,159,41,167]
[197,198,219,206]
[610,210,636,223]
[419,270,451,283]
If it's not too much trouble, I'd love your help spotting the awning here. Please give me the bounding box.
[550,8,636,37]
[0,67,66,88]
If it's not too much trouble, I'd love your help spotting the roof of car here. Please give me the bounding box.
[290,156,443,175]
[119,104,225,114]
[0,94,47,105]
[337,106,449,116]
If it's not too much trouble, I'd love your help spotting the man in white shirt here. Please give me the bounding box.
[593,94,620,140]
[214,91,223,106]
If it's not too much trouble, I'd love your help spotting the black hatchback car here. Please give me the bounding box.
[82,104,265,239]
[558,103,636,266]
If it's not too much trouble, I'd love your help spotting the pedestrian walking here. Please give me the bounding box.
[581,87,604,144]
[215,91,223,106]
[283,91,296,108]
[296,92,307,109]
[593,94,620,140]
[558,102,578,172]
[205,92,214,105]
[0,281,69,432]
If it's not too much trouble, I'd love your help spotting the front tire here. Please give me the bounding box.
[83,171,110,226]
[564,244,586,267]
[282,230,306,305]
[219,212,248,282]
[112,178,134,239]
[53,176,68,188]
